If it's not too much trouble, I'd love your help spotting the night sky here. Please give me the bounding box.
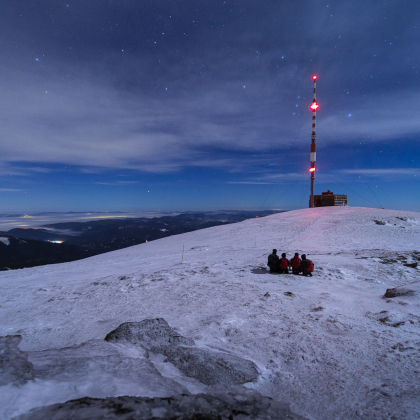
[0,0,419,213]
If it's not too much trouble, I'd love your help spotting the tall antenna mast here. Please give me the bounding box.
[309,75,319,208]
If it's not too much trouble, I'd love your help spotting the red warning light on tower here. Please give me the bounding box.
[309,167,316,172]
[310,100,319,111]
[312,75,317,80]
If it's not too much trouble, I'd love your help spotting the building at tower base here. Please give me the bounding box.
[311,190,348,207]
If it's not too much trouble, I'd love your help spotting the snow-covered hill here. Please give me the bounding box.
[1,207,419,419]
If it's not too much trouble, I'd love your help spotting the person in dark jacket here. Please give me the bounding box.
[300,254,313,276]
[267,249,280,273]
[279,253,289,274]
[290,253,301,275]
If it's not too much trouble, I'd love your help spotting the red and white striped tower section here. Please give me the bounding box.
[309,75,319,208]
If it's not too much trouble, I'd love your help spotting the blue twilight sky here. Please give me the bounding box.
[0,0,419,213]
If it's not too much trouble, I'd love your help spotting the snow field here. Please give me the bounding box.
[0,206,419,419]
[0,237,10,246]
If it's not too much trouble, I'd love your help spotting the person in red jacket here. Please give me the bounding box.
[300,254,314,277]
[290,253,301,275]
[279,253,289,274]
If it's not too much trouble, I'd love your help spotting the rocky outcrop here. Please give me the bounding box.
[384,280,420,298]
[3,321,286,418]
[385,287,415,298]
[105,318,195,352]
[28,339,189,397]
[164,346,259,386]
[15,386,307,420]
[0,335,34,386]
[105,318,259,386]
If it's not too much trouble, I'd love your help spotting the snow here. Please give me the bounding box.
[0,237,10,246]
[1,206,420,419]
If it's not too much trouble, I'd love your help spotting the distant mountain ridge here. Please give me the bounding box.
[0,210,281,270]
[0,235,87,270]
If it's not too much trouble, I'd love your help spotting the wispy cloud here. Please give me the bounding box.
[228,181,276,185]
[0,0,418,177]
[1,56,419,176]
[228,172,307,184]
[338,168,420,178]
[94,181,139,186]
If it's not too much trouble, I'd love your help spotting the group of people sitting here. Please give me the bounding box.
[267,249,314,276]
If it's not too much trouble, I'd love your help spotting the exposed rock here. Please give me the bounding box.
[104,318,195,352]
[15,387,307,420]
[29,339,189,397]
[310,306,325,312]
[104,319,259,387]
[384,280,420,298]
[402,262,418,268]
[385,288,415,298]
[0,335,34,386]
[164,346,259,386]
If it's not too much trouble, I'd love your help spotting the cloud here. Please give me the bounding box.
[315,91,420,145]
[0,63,294,173]
[2,60,416,177]
[338,168,420,178]
[0,188,23,192]
[228,171,307,185]
[94,181,139,186]
[0,162,54,176]
[0,1,419,176]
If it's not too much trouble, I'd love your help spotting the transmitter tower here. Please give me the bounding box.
[309,75,319,208]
